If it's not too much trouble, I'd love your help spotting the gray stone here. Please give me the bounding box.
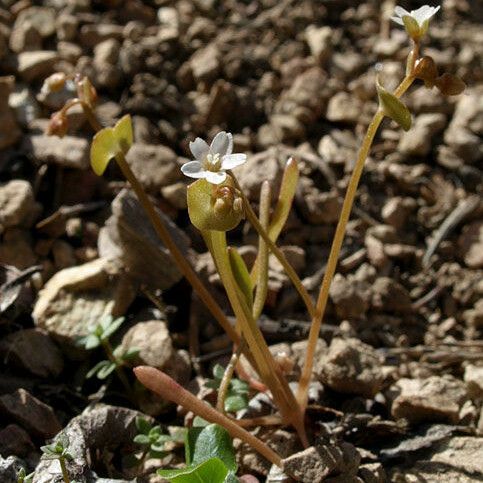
[0,329,63,378]
[98,189,188,290]
[398,113,446,156]
[190,44,220,83]
[14,7,56,38]
[326,91,363,124]
[464,364,483,400]
[9,22,42,53]
[22,134,90,169]
[305,25,332,62]
[0,456,23,483]
[0,389,61,438]
[0,77,22,149]
[318,338,384,397]
[0,180,37,229]
[371,277,412,313]
[329,274,368,320]
[390,375,468,424]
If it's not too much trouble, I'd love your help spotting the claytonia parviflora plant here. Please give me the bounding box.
[181,132,247,185]
[40,2,466,475]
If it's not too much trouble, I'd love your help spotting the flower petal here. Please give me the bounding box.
[391,15,404,25]
[181,161,204,178]
[221,153,247,170]
[204,170,227,185]
[210,131,232,157]
[394,6,410,17]
[189,138,210,160]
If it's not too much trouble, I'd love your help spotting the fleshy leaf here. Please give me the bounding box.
[377,80,412,131]
[228,247,253,308]
[90,114,133,176]
[224,394,248,413]
[158,457,228,483]
[187,179,243,232]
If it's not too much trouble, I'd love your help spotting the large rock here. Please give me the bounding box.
[98,189,188,290]
[0,424,36,457]
[0,456,22,483]
[318,338,384,398]
[33,405,144,483]
[32,258,135,349]
[390,375,468,424]
[0,389,61,438]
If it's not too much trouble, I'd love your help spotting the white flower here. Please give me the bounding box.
[181,131,247,185]
[391,4,440,28]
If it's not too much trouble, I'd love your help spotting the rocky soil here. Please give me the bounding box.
[0,0,482,482]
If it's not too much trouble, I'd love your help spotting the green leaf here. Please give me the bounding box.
[97,361,117,379]
[133,434,150,445]
[224,473,239,483]
[376,80,412,131]
[187,179,243,232]
[101,316,125,340]
[213,364,225,381]
[77,333,100,350]
[90,114,133,176]
[191,424,237,473]
[122,347,140,360]
[230,379,249,395]
[135,416,152,434]
[86,360,110,379]
[158,457,229,483]
[228,247,253,308]
[224,394,248,413]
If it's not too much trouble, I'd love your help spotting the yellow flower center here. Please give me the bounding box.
[204,153,221,172]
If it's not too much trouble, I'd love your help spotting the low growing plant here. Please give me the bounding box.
[41,2,465,475]
[40,434,73,483]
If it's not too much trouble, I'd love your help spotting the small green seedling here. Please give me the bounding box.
[17,468,35,483]
[40,434,73,483]
[77,315,139,401]
[133,416,176,459]
[206,364,249,413]
[158,423,239,483]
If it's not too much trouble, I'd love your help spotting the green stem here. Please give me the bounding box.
[59,457,70,483]
[102,339,136,403]
[297,74,415,409]
[252,181,270,320]
[207,230,308,447]
[231,174,316,319]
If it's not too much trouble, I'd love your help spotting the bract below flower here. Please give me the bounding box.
[391,5,440,39]
[181,131,247,185]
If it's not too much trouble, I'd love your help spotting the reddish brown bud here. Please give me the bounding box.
[413,56,438,88]
[434,73,466,96]
[46,111,68,137]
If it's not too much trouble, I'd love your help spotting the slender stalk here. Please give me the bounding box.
[208,230,308,447]
[231,175,316,319]
[134,366,284,469]
[102,339,136,403]
[297,74,415,409]
[216,342,244,413]
[252,181,271,320]
[59,457,70,483]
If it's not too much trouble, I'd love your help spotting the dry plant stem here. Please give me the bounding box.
[208,230,308,447]
[252,181,271,320]
[297,74,415,409]
[231,175,316,319]
[59,458,70,483]
[229,414,282,428]
[134,366,283,469]
[77,103,243,352]
[216,341,245,413]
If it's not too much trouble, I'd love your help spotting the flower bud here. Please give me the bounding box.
[46,111,68,137]
[402,15,423,41]
[413,56,438,88]
[434,73,466,96]
[76,76,97,106]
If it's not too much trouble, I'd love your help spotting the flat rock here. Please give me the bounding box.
[390,375,468,424]
[126,143,181,193]
[98,189,188,290]
[0,180,37,229]
[23,134,90,169]
[0,388,61,438]
[0,328,63,378]
[318,338,384,398]
[17,51,59,82]
[32,258,135,350]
